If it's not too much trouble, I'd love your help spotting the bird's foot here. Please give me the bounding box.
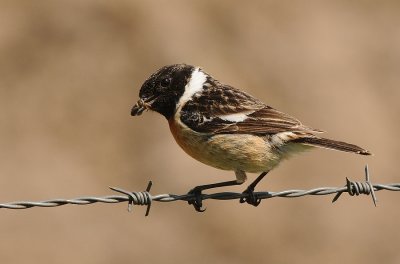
[240,186,262,206]
[187,187,206,212]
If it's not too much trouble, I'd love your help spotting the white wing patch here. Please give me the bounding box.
[177,67,207,109]
[218,111,253,122]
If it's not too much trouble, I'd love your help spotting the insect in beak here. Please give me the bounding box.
[131,95,157,116]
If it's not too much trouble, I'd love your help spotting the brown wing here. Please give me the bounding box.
[216,107,318,134]
[180,83,320,135]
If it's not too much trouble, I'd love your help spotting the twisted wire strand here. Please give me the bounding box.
[1,184,399,209]
[1,166,398,214]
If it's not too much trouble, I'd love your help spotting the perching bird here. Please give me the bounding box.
[131,64,370,211]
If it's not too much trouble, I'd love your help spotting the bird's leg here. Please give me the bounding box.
[188,180,242,212]
[240,171,269,206]
[187,170,247,212]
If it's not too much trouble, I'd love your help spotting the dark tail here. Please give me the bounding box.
[293,137,371,155]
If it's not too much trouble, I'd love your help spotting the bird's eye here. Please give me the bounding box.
[160,78,171,88]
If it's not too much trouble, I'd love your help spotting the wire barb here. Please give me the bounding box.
[1,166,399,214]
[332,165,377,206]
[110,181,153,216]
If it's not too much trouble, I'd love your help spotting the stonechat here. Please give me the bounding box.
[131,64,370,211]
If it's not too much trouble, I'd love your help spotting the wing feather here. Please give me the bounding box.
[180,83,321,135]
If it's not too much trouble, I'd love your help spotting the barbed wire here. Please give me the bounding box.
[1,165,399,215]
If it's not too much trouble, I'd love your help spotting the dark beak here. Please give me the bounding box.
[131,99,146,116]
[131,95,157,116]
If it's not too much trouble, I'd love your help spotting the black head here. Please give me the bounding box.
[131,64,195,119]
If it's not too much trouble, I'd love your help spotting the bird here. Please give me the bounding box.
[131,64,371,211]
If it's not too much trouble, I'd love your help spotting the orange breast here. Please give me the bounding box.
[168,117,203,159]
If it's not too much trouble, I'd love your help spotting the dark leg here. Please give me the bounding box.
[188,180,243,212]
[240,171,269,206]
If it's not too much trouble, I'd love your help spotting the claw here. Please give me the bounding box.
[187,187,206,212]
[240,187,262,206]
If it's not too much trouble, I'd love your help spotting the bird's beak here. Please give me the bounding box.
[131,95,157,116]
[131,99,147,116]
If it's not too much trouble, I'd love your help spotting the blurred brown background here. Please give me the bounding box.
[0,1,399,263]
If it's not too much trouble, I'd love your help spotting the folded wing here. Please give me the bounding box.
[180,84,321,135]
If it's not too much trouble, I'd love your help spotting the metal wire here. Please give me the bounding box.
[1,165,398,215]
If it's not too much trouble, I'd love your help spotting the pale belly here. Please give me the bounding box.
[168,118,287,173]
